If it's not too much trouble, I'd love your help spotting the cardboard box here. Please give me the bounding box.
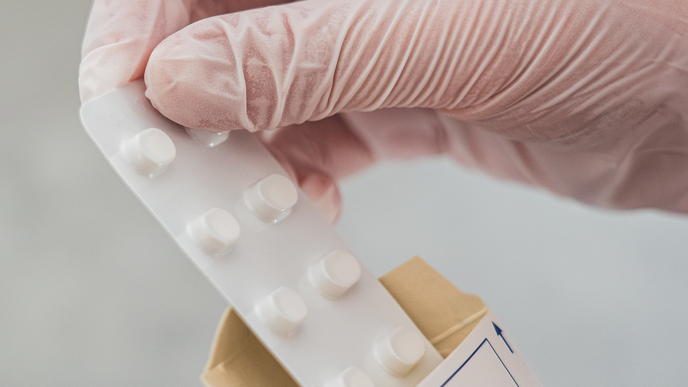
[202,257,487,386]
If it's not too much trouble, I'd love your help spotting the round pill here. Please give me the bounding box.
[245,174,298,223]
[255,287,308,336]
[187,208,240,257]
[121,128,176,178]
[324,367,375,387]
[308,250,362,299]
[373,327,426,378]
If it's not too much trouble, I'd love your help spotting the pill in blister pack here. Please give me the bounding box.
[80,80,442,387]
[121,127,176,178]
[244,174,299,223]
[186,208,241,257]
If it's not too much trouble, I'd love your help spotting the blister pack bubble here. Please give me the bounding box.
[80,80,443,387]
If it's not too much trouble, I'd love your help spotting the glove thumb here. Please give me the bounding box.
[145,0,590,132]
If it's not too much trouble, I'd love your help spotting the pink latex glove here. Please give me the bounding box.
[80,0,688,222]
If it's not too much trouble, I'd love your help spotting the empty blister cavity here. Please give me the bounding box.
[324,367,376,387]
[244,174,298,223]
[120,128,176,177]
[255,287,308,336]
[187,208,240,257]
[373,327,426,378]
[185,127,230,147]
[309,250,362,299]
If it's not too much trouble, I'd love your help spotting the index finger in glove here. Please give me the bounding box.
[79,0,288,102]
[79,0,194,102]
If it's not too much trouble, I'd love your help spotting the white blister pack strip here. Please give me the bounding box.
[80,80,442,387]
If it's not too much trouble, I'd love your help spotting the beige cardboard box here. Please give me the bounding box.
[202,257,488,386]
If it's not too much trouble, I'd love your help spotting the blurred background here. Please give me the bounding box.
[2,1,688,386]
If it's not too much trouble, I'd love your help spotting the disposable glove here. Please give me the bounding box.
[80,0,688,222]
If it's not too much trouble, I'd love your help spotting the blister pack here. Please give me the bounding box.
[80,80,443,387]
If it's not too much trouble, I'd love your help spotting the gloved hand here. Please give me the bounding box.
[80,0,688,222]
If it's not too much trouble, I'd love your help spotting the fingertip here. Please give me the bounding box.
[144,22,248,132]
[80,0,194,104]
[262,138,342,223]
[79,46,136,103]
[299,172,343,224]
[78,58,97,103]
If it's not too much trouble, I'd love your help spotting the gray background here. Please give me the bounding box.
[2,1,688,386]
